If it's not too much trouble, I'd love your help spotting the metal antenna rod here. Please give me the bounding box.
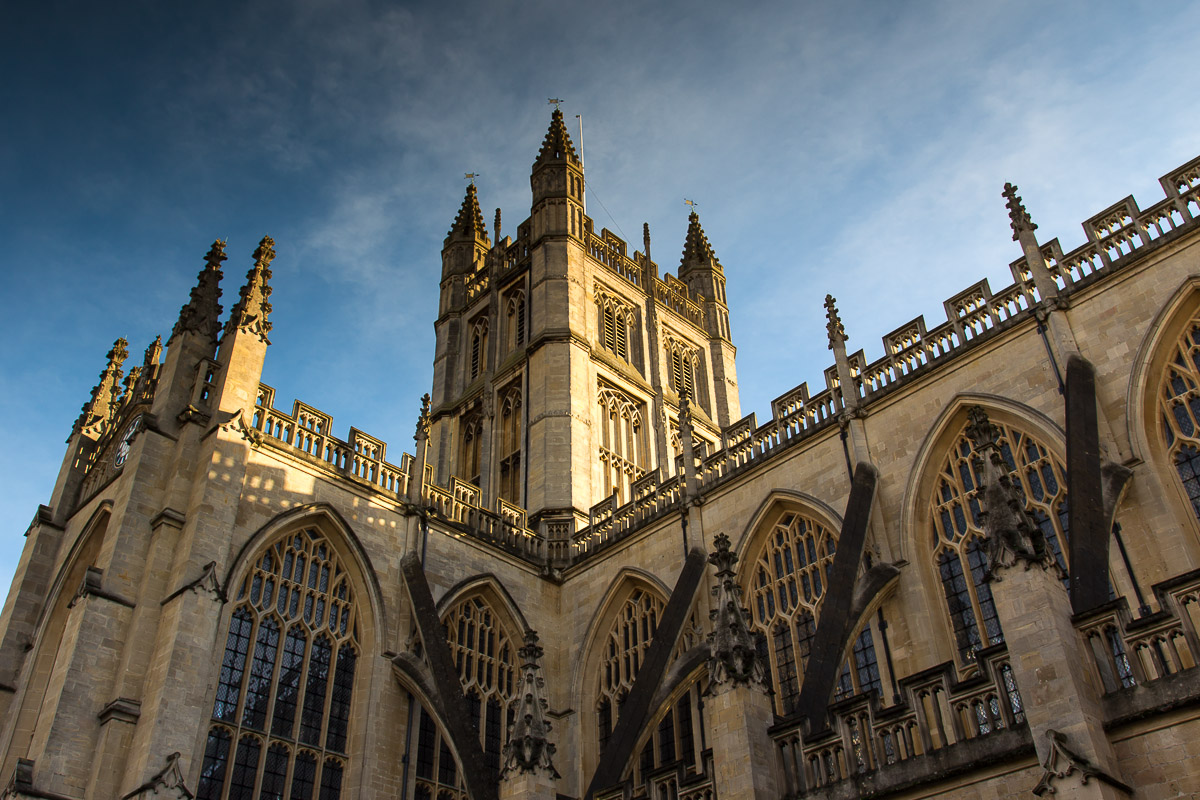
[576,114,587,215]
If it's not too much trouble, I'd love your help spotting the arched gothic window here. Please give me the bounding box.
[746,511,880,716]
[594,588,703,786]
[596,293,633,362]
[459,414,483,486]
[931,419,1069,663]
[469,317,489,380]
[498,388,522,503]
[506,292,526,352]
[411,594,518,799]
[1158,318,1200,519]
[198,529,359,800]
[597,386,646,503]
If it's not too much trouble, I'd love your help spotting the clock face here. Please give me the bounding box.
[114,415,143,468]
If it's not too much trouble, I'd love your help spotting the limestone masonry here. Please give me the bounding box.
[2,110,1200,800]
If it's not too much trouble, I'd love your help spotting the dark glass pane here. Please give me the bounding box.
[300,637,332,745]
[291,751,317,800]
[272,627,307,737]
[484,697,502,775]
[242,618,280,731]
[228,736,261,800]
[214,610,254,721]
[318,759,343,800]
[657,708,676,764]
[416,708,436,780]
[260,744,289,800]
[196,728,232,800]
[326,648,357,753]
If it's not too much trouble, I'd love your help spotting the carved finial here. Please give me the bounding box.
[824,294,847,349]
[533,107,580,168]
[171,240,226,345]
[446,183,490,246]
[225,236,275,344]
[414,393,431,443]
[502,629,560,779]
[494,207,502,242]
[680,209,720,271]
[144,336,162,369]
[77,338,130,435]
[707,533,768,692]
[964,406,1056,580]
[643,222,652,263]
[1003,182,1037,242]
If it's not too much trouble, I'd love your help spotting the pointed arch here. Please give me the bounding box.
[434,574,530,634]
[1126,276,1200,536]
[901,396,1070,666]
[197,506,383,800]
[731,489,845,572]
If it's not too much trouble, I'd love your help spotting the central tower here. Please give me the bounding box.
[428,109,740,538]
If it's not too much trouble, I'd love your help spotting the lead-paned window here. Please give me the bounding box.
[198,530,358,800]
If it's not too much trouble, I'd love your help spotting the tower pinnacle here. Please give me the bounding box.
[225,236,276,344]
[446,183,490,246]
[170,240,226,345]
[680,211,720,271]
[533,108,580,168]
[825,294,847,349]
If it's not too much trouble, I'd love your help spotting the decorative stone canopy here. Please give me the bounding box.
[502,629,559,778]
[706,533,768,691]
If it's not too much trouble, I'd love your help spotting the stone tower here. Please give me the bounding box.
[427,108,740,538]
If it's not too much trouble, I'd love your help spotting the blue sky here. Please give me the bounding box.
[2,0,1198,593]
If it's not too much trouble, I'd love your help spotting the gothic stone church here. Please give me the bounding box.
[3,111,1200,800]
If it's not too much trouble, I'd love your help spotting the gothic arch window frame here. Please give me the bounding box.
[574,570,705,788]
[733,496,884,716]
[468,315,490,381]
[900,397,1072,669]
[196,508,381,800]
[597,383,648,503]
[505,289,527,353]
[595,288,636,364]
[1128,280,1200,540]
[496,383,524,504]
[458,411,484,487]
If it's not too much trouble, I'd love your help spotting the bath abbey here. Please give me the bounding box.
[3,110,1200,800]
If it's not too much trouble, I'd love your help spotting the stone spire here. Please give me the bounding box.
[680,211,720,271]
[824,294,847,350]
[706,533,768,691]
[1003,182,1037,242]
[77,338,129,435]
[225,236,275,344]
[170,240,226,345]
[533,107,580,168]
[964,406,1056,580]
[501,629,559,778]
[446,183,490,246]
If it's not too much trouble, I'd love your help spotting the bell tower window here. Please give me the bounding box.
[469,317,489,380]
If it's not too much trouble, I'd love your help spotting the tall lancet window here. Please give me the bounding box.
[198,529,359,800]
[469,317,489,380]
[412,594,518,799]
[497,387,523,503]
[597,386,646,503]
[596,292,633,363]
[745,510,880,716]
[930,418,1069,664]
[506,291,526,352]
[459,414,483,487]
[1158,317,1200,519]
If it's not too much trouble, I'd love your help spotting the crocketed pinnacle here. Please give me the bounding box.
[533,108,580,168]
[77,338,130,434]
[501,629,560,778]
[680,211,721,271]
[170,240,226,345]
[964,406,1055,579]
[225,236,275,343]
[707,533,768,691]
[825,294,847,349]
[446,183,490,245]
[1003,182,1037,242]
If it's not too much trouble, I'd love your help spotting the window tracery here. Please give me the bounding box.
[506,291,526,352]
[411,594,518,799]
[597,385,646,503]
[497,387,522,503]
[930,418,1069,663]
[594,588,703,786]
[459,414,483,486]
[596,292,634,363]
[745,510,881,716]
[198,529,358,800]
[1158,318,1200,519]
[469,317,489,380]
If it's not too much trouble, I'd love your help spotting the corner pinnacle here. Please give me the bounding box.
[225,236,275,344]
[1003,183,1037,242]
[824,294,847,349]
[446,183,490,245]
[170,240,226,345]
[680,211,719,269]
[533,107,580,168]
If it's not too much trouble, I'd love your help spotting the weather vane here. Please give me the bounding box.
[548,97,563,109]
[464,172,480,186]
[684,198,698,212]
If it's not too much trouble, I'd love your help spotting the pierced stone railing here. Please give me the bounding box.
[587,227,643,290]
[573,469,685,559]
[772,645,1024,797]
[1076,568,1200,693]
